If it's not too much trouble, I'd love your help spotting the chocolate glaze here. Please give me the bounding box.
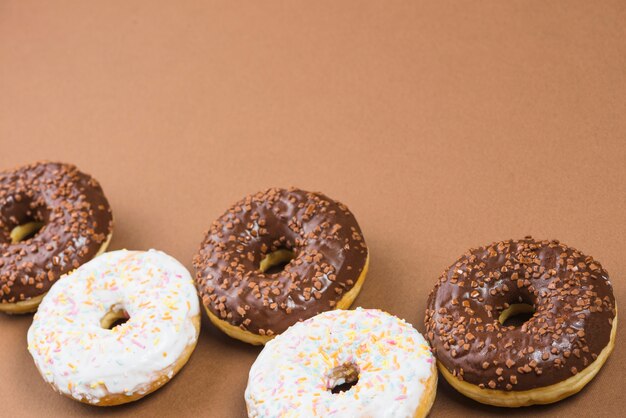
[425,238,616,391]
[0,162,113,304]
[192,188,368,336]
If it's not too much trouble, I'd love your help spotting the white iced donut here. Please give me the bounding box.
[245,308,437,418]
[27,249,201,406]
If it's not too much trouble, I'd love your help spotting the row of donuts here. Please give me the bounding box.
[1,162,617,417]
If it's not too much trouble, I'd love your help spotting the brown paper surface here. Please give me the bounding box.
[1,1,625,416]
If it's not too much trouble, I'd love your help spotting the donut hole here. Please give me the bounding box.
[259,249,295,274]
[100,306,130,330]
[327,362,360,394]
[10,220,45,243]
[499,303,535,327]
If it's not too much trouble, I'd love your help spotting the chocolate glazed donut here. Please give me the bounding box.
[0,162,113,313]
[424,237,617,407]
[193,188,369,345]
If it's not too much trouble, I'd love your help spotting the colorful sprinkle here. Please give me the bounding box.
[27,250,200,405]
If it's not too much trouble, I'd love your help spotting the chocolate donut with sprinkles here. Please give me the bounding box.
[0,161,113,313]
[424,237,617,407]
[192,187,369,345]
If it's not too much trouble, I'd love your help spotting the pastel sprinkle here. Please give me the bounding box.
[245,308,435,417]
[27,250,200,405]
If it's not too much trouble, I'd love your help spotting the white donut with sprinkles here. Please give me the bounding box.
[245,308,437,417]
[27,249,201,406]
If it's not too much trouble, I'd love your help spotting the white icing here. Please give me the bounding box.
[27,249,200,403]
[245,308,435,417]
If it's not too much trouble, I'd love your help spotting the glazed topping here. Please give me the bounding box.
[425,237,616,391]
[27,250,200,403]
[193,188,368,335]
[245,308,435,418]
[0,162,112,303]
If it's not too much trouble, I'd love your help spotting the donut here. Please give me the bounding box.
[245,308,437,418]
[193,187,369,345]
[27,250,200,406]
[424,237,617,407]
[0,161,113,314]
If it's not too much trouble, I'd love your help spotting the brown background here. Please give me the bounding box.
[1,1,625,417]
